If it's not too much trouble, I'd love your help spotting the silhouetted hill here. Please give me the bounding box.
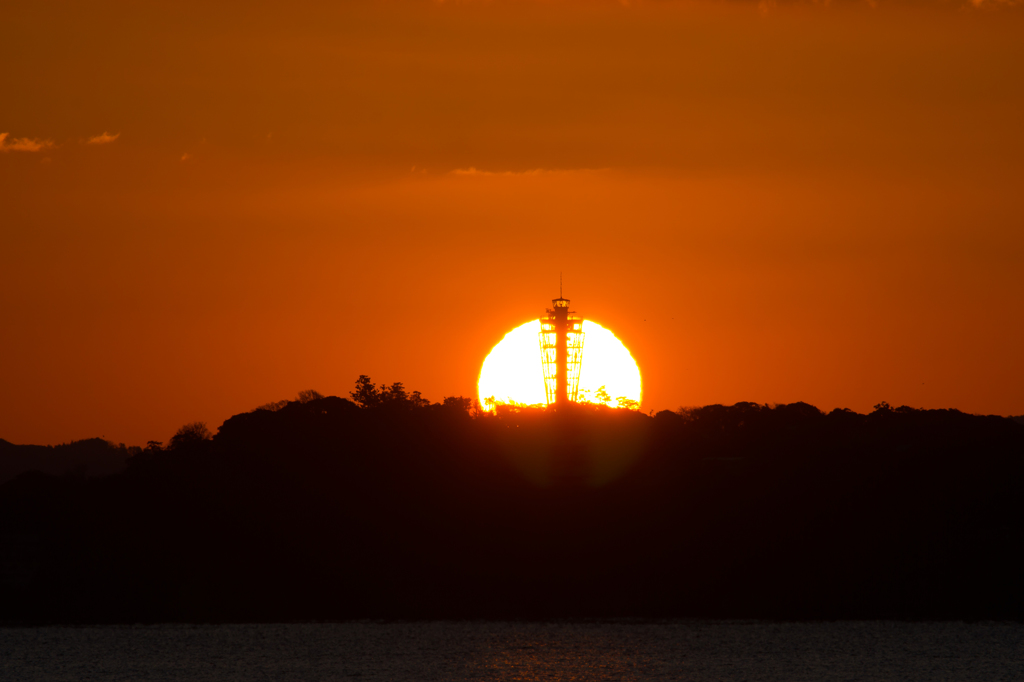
[1,386,1021,623]
[0,438,131,484]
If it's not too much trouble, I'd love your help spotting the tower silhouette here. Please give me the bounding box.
[539,288,585,406]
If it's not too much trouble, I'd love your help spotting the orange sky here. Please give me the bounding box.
[3,0,1023,445]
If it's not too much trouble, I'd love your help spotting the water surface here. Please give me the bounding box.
[2,621,1021,681]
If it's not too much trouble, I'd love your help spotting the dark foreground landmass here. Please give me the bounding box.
[1,382,1022,623]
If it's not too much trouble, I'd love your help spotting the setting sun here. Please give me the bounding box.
[478,319,642,411]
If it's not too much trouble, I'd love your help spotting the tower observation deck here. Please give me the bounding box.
[539,295,585,405]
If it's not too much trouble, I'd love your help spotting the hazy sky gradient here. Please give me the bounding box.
[3,0,1023,445]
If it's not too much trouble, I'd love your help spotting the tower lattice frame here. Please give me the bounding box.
[539,297,585,406]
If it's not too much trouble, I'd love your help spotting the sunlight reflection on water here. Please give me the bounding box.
[2,620,1022,681]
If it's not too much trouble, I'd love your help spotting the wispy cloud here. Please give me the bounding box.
[181,152,191,162]
[969,0,1023,7]
[0,132,55,153]
[86,131,120,145]
[450,167,607,177]
[451,167,544,176]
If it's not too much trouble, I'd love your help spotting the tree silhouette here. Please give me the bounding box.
[168,421,212,450]
[380,382,408,404]
[616,396,640,411]
[297,389,324,403]
[442,396,473,413]
[350,375,382,408]
[350,376,430,409]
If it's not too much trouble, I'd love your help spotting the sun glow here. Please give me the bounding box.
[478,320,642,410]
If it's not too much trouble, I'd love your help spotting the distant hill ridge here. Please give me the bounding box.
[0,438,131,484]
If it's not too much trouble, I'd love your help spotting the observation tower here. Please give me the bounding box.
[539,291,585,405]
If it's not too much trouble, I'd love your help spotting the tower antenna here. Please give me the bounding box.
[560,272,562,298]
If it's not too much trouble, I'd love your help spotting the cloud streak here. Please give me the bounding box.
[86,131,120,145]
[451,167,608,177]
[452,167,547,176]
[0,133,55,153]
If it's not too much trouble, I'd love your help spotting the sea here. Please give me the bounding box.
[2,621,1022,681]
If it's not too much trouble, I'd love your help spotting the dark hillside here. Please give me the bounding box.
[1,388,1021,623]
